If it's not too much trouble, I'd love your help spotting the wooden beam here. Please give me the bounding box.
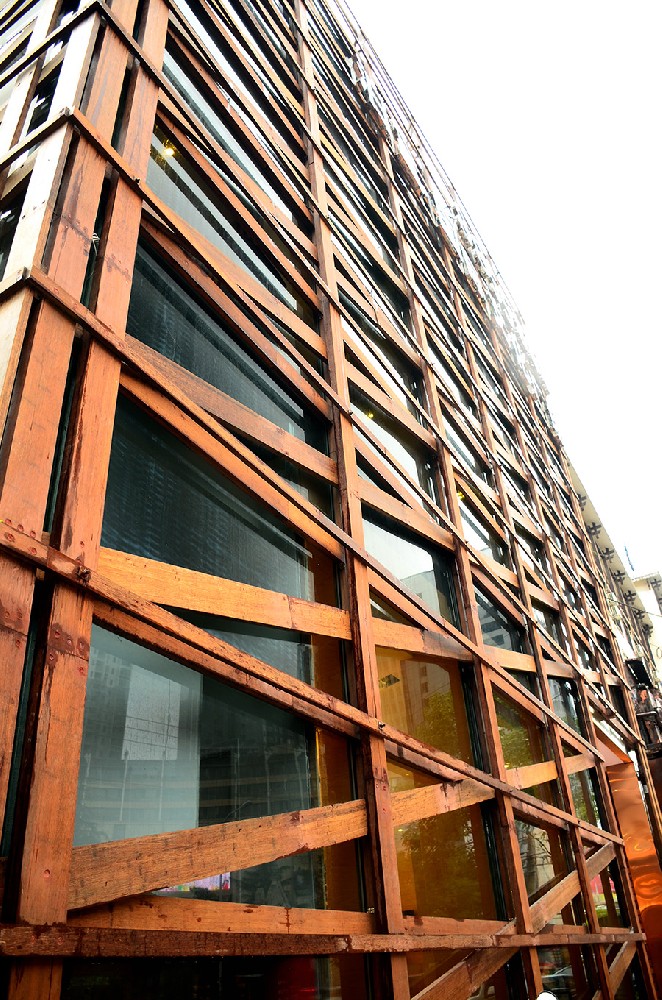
[68,799,368,910]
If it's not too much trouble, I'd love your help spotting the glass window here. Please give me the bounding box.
[444,418,492,486]
[147,125,316,327]
[517,529,549,576]
[128,245,327,451]
[515,818,569,902]
[351,385,438,504]
[363,509,459,628]
[533,600,567,650]
[389,761,499,921]
[0,191,24,280]
[163,44,296,222]
[369,589,410,624]
[74,626,354,847]
[169,609,347,701]
[23,65,59,133]
[590,858,625,928]
[245,440,335,518]
[341,291,425,417]
[475,588,525,652]
[569,769,604,828]
[102,395,336,606]
[494,691,558,805]
[548,677,584,734]
[62,955,370,1000]
[458,492,509,567]
[538,945,597,1000]
[376,648,474,763]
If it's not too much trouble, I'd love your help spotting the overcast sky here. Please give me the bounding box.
[344,0,662,577]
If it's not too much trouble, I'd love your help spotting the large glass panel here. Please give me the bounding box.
[538,945,597,1000]
[569,769,604,828]
[147,125,316,327]
[62,955,369,1000]
[458,493,509,566]
[127,244,327,452]
[515,818,569,902]
[169,610,346,701]
[163,44,294,221]
[494,691,558,804]
[0,191,24,280]
[75,626,354,846]
[590,858,625,927]
[388,761,498,920]
[549,677,584,734]
[102,396,336,605]
[475,588,525,652]
[376,648,474,763]
[351,385,438,503]
[363,509,459,628]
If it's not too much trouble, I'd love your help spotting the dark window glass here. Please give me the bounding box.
[376,648,474,763]
[62,955,369,999]
[147,126,315,327]
[128,245,326,451]
[0,191,24,279]
[363,509,459,628]
[74,626,354,846]
[245,440,335,518]
[25,65,58,132]
[569,768,604,828]
[475,588,524,653]
[445,418,492,485]
[549,677,583,734]
[102,395,336,606]
[341,291,424,416]
[533,600,566,650]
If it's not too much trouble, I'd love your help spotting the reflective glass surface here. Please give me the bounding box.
[363,510,459,627]
[388,761,498,921]
[377,648,474,763]
[74,626,354,846]
[102,395,336,605]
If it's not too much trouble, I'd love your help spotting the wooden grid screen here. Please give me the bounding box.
[0,0,659,997]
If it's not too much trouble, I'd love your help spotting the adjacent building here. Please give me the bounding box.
[0,0,660,997]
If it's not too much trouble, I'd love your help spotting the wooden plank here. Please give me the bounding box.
[371,619,473,662]
[97,548,350,637]
[69,799,368,910]
[506,760,557,792]
[412,948,518,1000]
[68,895,375,936]
[391,778,494,826]
[609,941,636,994]
[0,923,644,959]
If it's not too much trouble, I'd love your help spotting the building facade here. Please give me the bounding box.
[0,0,661,997]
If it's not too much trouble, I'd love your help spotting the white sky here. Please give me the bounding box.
[344,0,662,576]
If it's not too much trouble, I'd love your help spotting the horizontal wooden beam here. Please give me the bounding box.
[68,896,375,936]
[68,799,368,911]
[97,548,351,637]
[0,925,643,959]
